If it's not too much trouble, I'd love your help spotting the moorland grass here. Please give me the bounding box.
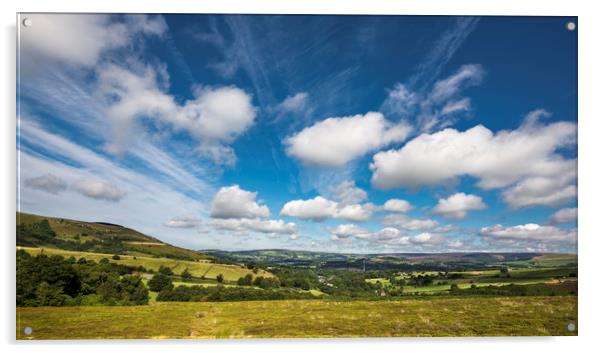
[16,296,576,339]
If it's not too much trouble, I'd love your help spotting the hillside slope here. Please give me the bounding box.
[16,212,209,261]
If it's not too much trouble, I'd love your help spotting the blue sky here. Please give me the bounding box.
[17,14,577,253]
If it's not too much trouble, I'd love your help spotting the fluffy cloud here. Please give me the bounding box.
[549,208,578,224]
[164,215,202,228]
[480,223,576,243]
[20,14,166,67]
[328,180,367,206]
[370,112,576,209]
[25,173,67,194]
[210,185,270,219]
[207,185,298,236]
[280,196,375,222]
[381,214,439,231]
[330,224,443,246]
[74,180,126,202]
[336,203,376,222]
[285,112,412,167]
[208,218,297,235]
[280,196,338,221]
[383,199,413,213]
[431,192,486,220]
[97,64,256,165]
[502,173,577,209]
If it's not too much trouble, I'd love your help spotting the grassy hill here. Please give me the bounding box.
[16,212,209,261]
[17,246,271,281]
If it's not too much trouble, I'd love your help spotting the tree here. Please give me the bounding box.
[181,268,192,281]
[148,273,173,292]
[99,258,109,264]
[112,254,121,260]
[119,275,149,305]
[237,274,253,286]
[216,274,224,283]
[450,283,460,292]
[158,265,173,276]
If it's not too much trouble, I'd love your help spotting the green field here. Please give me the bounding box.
[16,296,577,339]
[18,246,272,281]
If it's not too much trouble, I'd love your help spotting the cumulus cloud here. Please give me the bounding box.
[383,199,413,213]
[381,214,439,231]
[285,112,412,167]
[370,112,576,208]
[208,218,297,235]
[502,173,577,209]
[330,224,443,246]
[328,180,367,206]
[336,203,377,222]
[97,64,256,165]
[431,192,486,220]
[210,185,270,219]
[20,14,167,68]
[480,223,576,243]
[280,196,338,221]
[24,173,67,194]
[164,215,202,228]
[549,207,578,224]
[74,180,126,202]
[280,196,375,222]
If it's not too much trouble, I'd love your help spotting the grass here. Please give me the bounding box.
[18,246,272,281]
[16,296,577,339]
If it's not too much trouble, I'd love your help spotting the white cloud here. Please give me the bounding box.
[330,224,443,246]
[164,215,202,228]
[336,203,376,222]
[24,173,67,194]
[550,208,578,224]
[275,92,309,114]
[74,179,126,202]
[502,173,577,209]
[328,180,367,206]
[280,196,338,221]
[480,223,576,243]
[370,112,576,200]
[210,185,270,219]
[285,112,412,167]
[20,14,166,67]
[97,63,257,164]
[280,196,375,222]
[381,214,439,231]
[208,218,297,235]
[432,192,486,220]
[381,64,484,133]
[383,199,413,213]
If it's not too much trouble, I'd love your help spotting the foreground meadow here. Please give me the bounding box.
[17,296,577,339]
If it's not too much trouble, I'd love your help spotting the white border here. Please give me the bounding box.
[2,1,601,352]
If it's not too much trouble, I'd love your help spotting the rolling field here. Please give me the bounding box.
[16,296,577,339]
[17,246,272,281]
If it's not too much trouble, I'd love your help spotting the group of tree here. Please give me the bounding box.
[156,284,316,302]
[17,250,148,306]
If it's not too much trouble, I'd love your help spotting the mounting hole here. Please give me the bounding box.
[22,17,32,27]
[23,326,32,335]
[567,323,576,332]
[566,22,576,31]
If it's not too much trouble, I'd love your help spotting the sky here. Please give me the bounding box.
[17,14,577,253]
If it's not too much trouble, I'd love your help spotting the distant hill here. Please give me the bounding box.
[205,249,577,270]
[16,212,210,261]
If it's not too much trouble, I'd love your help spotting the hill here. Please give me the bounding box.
[16,212,209,261]
[206,249,577,271]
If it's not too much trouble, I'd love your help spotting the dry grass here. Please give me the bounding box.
[16,296,577,339]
